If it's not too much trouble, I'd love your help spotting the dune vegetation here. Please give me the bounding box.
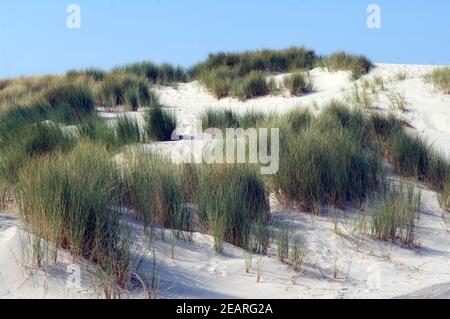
[283,71,314,96]
[271,102,383,212]
[1,47,449,298]
[370,183,422,246]
[425,67,450,94]
[145,106,177,141]
[318,51,373,79]
[191,47,372,100]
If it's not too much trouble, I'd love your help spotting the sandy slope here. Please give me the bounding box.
[1,63,449,299]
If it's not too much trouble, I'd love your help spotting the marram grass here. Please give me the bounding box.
[17,142,133,293]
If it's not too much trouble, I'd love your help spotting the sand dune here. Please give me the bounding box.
[1,63,449,299]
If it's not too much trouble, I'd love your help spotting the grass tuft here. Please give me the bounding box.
[41,84,95,121]
[17,142,132,291]
[271,103,382,212]
[233,71,271,101]
[425,67,450,94]
[371,183,421,246]
[197,164,270,253]
[96,73,157,110]
[121,150,188,236]
[145,106,177,141]
[114,62,187,84]
[345,82,374,109]
[116,115,142,145]
[388,132,449,189]
[283,72,313,96]
[320,51,373,79]
[0,121,76,184]
[386,91,407,112]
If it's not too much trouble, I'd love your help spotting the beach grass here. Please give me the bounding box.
[233,71,272,101]
[386,91,408,112]
[191,47,318,78]
[283,71,313,96]
[271,103,382,212]
[145,106,177,141]
[77,114,119,150]
[113,62,188,85]
[319,51,373,79]
[197,164,270,253]
[200,108,275,131]
[425,67,450,94]
[345,82,374,109]
[95,73,157,110]
[17,142,132,292]
[0,121,76,184]
[40,84,95,121]
[116,115,142,145]
[371,183,421,246]
[121,150,188,237]
[388,131,449,189]
[366,112,450,191]
[194,47,371,99]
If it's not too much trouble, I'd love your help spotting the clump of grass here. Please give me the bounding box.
[145,106,177,141]
[267,76,278,94]
[0,121,76,184]
[256,255,264,283]
[66,68,107,82]
[0,79,11,91]
[195,47,319,100]
[121,150,188,236]
[233,71,271,100]
[114,62,187,84]
[41,84,95,121]
[388,132,449,189]
[276,223,289,262]
[239,110,273,129]
[367,113,404,142]
[367,113,450,191]
[116,115,142,145]
[0,104,50,146]
[78,114,141,150]
[271,105,382,212]
[197,164,270,253]
[181,163,199,203]
[320,51,373,79]
[291,234,307,272]
[191,47,318,78]
[196,48,371,98]
[371,183,422,246]
[200,108,274,131]
[283,71,313,96]
[17,142,132,290]
[345,82,374,109]
[0,75,62,109]
[96,73,157,110]
[0,182,8,210]
[389,132,429,178]
[395,72,407,81]
[425,67,450,94]
[22,122,76,157]
[438,179,450,212]
[278,107,313,133]
[201,108,239,130]
[373,76,385,91]
[318,100,365,137]
[386,91,408,112]
[200,66,237,99]
[77,115,119,150]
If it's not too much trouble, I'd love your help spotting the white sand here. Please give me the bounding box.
[1,63,449,299]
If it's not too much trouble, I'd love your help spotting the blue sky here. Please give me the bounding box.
[1,0,449,78]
